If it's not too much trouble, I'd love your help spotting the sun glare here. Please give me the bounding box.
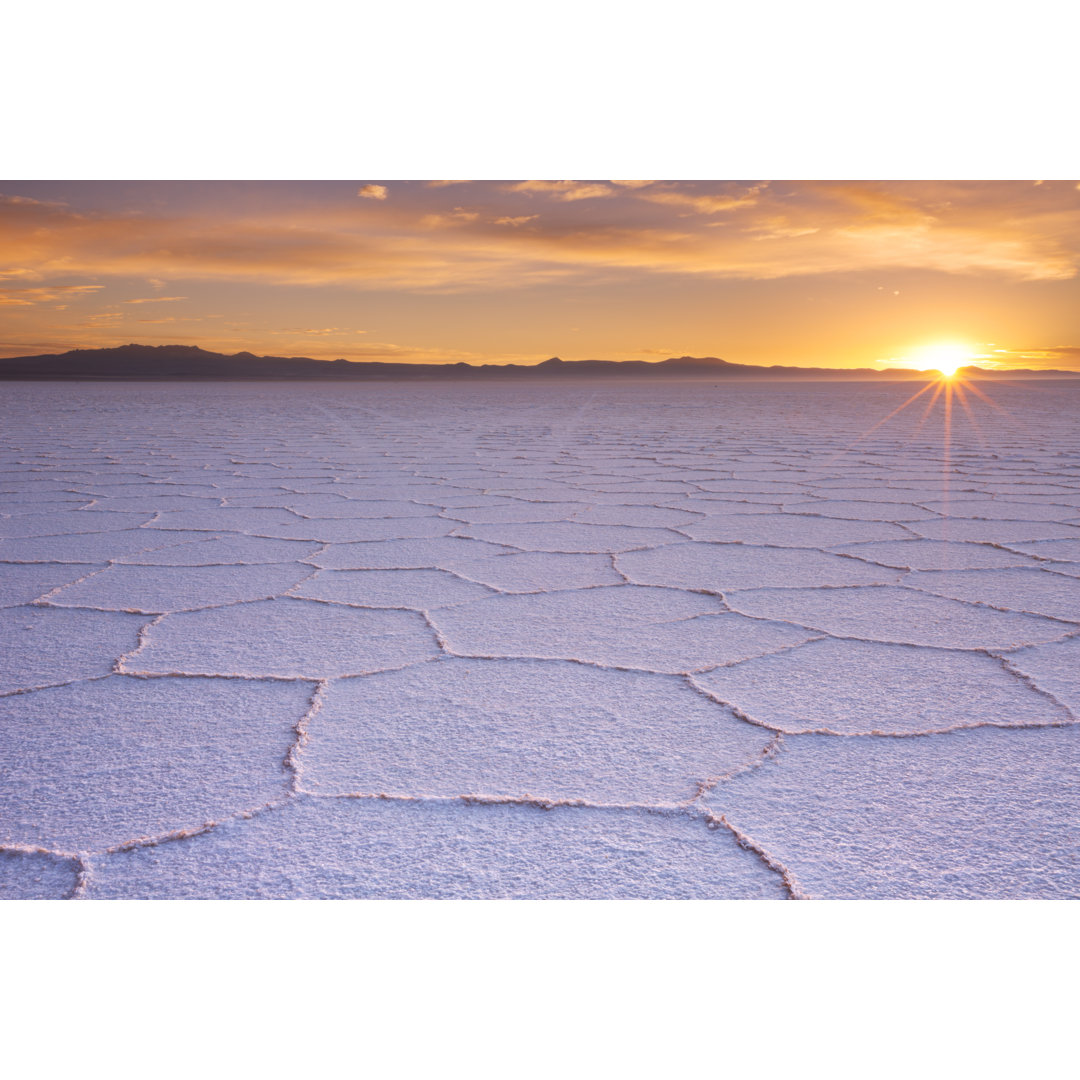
[910,343,975,378]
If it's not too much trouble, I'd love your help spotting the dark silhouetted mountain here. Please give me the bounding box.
[0,344,1075,381]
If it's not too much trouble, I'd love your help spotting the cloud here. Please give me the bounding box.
[641,184,765,215]
[419,208,480,228]
[2,181,1079,300]
[122,295,188,304]
[77,312,124,328]
[610,180,655,188]
[0,193,70,211]
[0,284,105,306]
[991,345,1080,369]
[506,180,614,201]
[0,268,43,282]
[816,183,929,224]
[270,327,347,336]
[357,184,388,200]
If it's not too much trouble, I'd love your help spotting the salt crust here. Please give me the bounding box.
[3,379,1079,898]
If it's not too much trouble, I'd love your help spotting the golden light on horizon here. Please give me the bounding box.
[2,182,1078,371]
[908,343,978,378]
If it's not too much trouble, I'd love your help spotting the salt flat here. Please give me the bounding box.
[1,378,1078,899]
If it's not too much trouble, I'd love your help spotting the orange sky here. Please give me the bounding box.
[1,180,1078,369]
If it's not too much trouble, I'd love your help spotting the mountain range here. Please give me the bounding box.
[0,344,1076,380]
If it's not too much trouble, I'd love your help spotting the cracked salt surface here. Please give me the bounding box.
[831,538,1041,570]
[0,508,153,538]
[310,536,514,569]
[0,848,80,900]
[303,658,773,803]
[48,561,313,613]
[86,797,787,899]
[692,637,1069,735]
[909,517,1080,543]
[0,605,146,694]
[457,520,686,552]
[429,586,814,673]
[116,534,323,565]
[904,567,1080,622]
[2,379,1079,898]
[1004,637,1080,715]
[704,726,1080,898]
[439,551,624,592]
[0,562,106,607]
[726,584,1073,649]
[294,567,495,609]
[618,541,900,590]
[0,676,310,850]
[682,512,911,547]
[129,596,440,678]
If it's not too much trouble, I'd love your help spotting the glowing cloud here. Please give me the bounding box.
[1,181,1078,369]
[506,180,614,201]
[0,284,105,306]
[641,185,765,214]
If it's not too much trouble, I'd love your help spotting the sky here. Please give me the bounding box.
[1,179,1078,370]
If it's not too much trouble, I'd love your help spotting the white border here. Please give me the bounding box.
[6,1,1078,179]
[3,901,1076,1077]
[2,4,1076,1074]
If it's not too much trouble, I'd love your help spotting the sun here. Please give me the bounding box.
[909,343,975,378]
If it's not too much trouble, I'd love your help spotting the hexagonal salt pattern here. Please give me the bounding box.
[86,797,787,899]
[3,378,1079,899]
[704,726,1080,898]
[692,638,1068,734]
[0,676,311,851]
[301,658,774,804]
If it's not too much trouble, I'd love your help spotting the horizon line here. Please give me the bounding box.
[0,341,1050,376]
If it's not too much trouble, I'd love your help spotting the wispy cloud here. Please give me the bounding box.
[77,312,124,328]
[122,295,188,304]
[357,184,388,200]
[640,184,765,215]
[419,208,481,228]
[988,345,1080,369]
[269,327,348,336]
[0,268,43,281]
[0,284,105,306]
[506,180,614,201]
[2,182,1079,301]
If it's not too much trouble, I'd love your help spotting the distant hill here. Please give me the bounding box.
[0,344,1076,381]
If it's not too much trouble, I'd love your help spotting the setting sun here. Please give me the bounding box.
[909,343,976,378]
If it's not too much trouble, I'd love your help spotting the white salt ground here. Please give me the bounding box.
[1,378,1078,898]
